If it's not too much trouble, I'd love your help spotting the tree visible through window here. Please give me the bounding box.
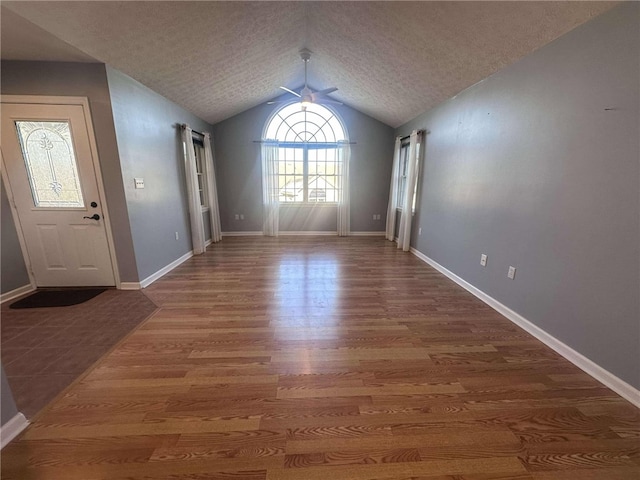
[264,103,347,203]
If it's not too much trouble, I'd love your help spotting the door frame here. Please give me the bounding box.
[0,95,121,290]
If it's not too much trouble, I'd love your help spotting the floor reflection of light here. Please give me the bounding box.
[272,251,341,373]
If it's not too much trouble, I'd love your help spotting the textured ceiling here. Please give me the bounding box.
[2,1,618,127]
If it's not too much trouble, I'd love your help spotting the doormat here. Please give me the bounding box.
[9,288,107,309]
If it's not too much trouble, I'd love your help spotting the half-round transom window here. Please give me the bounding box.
[264,103,347,203]
[265,103,346,143]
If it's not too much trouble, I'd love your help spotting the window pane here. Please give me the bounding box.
[304,112,328,143]
[291,121,311,142]
[397,144,410,208]
[279,174,305,202]
[266,103,346,204]
[279,148,297,201]
[308,149,318,175]
[193,144,207,208]
[279,148,303,177]
[326,116,345,142]
[267,104,345,144]
[15,121,85,208]
[308,148,339,203]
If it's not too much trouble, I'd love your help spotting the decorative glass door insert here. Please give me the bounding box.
[15,121,85,208]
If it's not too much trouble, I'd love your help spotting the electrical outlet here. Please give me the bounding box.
[175,232,179,240]
[480,254,487,267]
[418,227,422,235]
[508,266,516,279]
[234,214,239,220]
[373,214,376,220]
[240,214,244,220]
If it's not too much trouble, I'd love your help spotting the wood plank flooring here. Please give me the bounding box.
[2,237,638,479]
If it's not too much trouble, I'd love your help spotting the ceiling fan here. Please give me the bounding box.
[269,48,342,110]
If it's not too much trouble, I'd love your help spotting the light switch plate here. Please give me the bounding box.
[134,178,144,189]
[508,266,516,279]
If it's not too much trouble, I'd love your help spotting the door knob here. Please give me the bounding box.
[83,214,101,221]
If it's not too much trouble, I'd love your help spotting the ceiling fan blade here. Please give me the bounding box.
[279,86,301,98]
[314,87,338,97]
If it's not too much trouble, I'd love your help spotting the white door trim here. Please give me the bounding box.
[0,95,121,289]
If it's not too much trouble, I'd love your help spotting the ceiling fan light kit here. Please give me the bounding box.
[270,48,342,110]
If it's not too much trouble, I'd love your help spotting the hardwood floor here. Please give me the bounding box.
[2,237,638,479]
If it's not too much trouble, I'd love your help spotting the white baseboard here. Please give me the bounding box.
[1,413,28,449]
[119,249,198,291]
[351,231,385,236]
[222,231,385,237]
[0,283,36,304]
[279,231,337,236]
[139,250,194,288]
[222,231,263,236]
[119,282,142,290]
[410,247,640,408]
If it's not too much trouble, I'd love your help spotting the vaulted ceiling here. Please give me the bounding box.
[1,1,617,127]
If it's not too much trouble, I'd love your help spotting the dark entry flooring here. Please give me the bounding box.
[1,289,157,418]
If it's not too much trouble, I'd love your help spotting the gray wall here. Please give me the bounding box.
[0,61,139,282]
[213,101,394,233]
[105,67,214,280]
[397,3,639,388]
[1,185,30,293]
[1,365,18,426]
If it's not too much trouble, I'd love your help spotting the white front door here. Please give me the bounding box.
[1,102,116,287]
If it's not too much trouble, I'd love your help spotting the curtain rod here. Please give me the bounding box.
[252,140,357,145]
[181,124,205,137]
[399,129,426,141]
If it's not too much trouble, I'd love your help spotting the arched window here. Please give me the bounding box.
[264,103,347,203]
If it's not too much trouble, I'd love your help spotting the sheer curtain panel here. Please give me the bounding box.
[337,141,351,236]
[385,137,402,241]
[397,130,422,252]
[203,132,222,243]
[182,124,205,254]
[262,140,279,236]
